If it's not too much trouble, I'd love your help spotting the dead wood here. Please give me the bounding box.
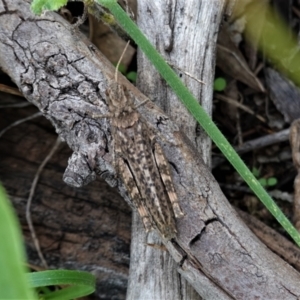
[1,0,300,299]
[0,104,130,299]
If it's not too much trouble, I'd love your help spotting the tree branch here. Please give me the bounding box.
[1,0,300,298]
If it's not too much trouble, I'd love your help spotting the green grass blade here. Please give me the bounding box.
[0,185,36,299]
[27,270,96,300]
[31,0,67,15]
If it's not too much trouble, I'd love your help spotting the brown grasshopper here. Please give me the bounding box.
[94,44,184,239]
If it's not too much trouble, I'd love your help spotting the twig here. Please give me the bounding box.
[215,93,266,123]
[0,102,32,108]
[290,119,300,231]
[167,62,205,84]
[71,0,88,28]
[212,128,290,169]
[26,137,62,269]
[0,83,23,97]
[221,184,293,203]
[235,128,290,154]
[0,112,42,138]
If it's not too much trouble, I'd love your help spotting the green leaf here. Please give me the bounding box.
[31,0,68,15]
[126,71,137,83]
[213,77,227,91]
[267,177,278,187]
[252,167,260,178]
[0,185,36,299]
[27,270,96,300]
[258,178,267,187]
[115,63,126,74]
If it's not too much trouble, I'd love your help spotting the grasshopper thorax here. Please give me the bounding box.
[106,81,139,128]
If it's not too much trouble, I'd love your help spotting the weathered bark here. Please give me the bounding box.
[0,106,130,299]
[127,1,215,299]
[1,1,300,299]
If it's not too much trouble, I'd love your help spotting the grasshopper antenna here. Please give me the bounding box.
[115,40,130,82]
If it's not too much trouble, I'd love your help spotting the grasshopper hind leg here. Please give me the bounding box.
[153,143,184,218]
[117,156,153,232]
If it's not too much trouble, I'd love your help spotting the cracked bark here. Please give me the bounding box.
[1,0,300,299]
